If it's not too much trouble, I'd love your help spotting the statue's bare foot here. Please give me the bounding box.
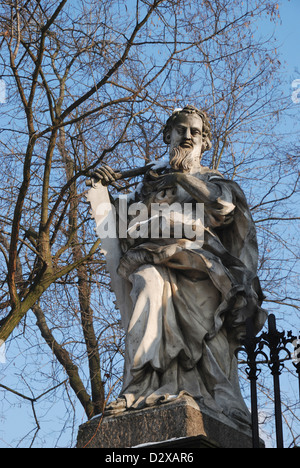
[104,398,127,416]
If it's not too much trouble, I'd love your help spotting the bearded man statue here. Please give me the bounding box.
[89,105,266,428]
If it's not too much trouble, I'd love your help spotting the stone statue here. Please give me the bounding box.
[87,105,266,428]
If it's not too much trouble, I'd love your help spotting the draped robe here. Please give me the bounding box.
[89,165,266,426]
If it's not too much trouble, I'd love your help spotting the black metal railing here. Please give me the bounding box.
[238,314,300,448]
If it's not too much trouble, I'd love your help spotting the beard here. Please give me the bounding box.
[169,146,200,172]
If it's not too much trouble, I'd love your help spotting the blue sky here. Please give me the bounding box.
[274,0,300,114]
[276,0,300,76]
[254,1,300,111]
[0,0,299,449]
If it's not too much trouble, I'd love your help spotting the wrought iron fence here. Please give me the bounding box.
[238,314,300,448]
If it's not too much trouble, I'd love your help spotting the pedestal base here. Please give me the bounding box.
[77,396,258,449]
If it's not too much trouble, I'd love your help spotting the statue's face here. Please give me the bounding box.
[168,113,203,154]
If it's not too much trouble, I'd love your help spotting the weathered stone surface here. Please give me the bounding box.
[76,396,256,449]
[87,105,266,429]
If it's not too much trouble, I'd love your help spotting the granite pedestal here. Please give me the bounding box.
[77,396,257,449]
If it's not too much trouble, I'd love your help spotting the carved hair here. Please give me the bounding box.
[163,105,212,154]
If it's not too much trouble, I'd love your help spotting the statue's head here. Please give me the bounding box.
[163,105,212,156]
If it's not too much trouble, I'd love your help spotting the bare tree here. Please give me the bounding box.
[0,0,298,447]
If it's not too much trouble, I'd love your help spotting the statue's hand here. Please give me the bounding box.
[148,170,182,191]
[91,165,118,186]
